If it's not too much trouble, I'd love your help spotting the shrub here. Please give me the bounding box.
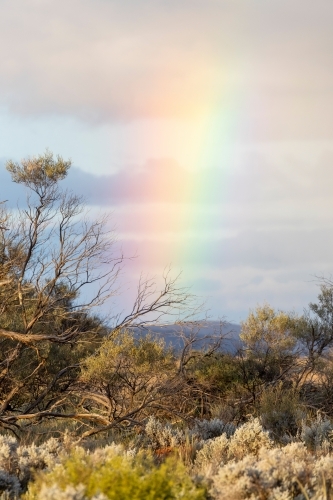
[189,354,242,394]
[25,444,206,500]
[0,470,21,499]
[194,418,273,476]
[35,484,92,500]
[301,414,333,452]
[0,434,61,496]
[192,419,235,441]
[211,442,314,500]
[144,417,186,450]
[194,434,229,475]
[227,418,273,460]
[257,384,304,440]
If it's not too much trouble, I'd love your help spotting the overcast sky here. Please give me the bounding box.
[1,0,333,322]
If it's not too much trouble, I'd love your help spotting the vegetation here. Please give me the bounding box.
[3,152,333,498]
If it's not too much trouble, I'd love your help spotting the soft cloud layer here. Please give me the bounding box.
[0,0,333,140]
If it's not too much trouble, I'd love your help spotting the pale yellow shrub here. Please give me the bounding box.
[227,418,273,460]
[210,441,333,500]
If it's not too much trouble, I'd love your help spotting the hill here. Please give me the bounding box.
[133,321,241,354]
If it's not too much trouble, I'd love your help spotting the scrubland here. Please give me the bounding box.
[2,152,333,498]
[3,413,333,499]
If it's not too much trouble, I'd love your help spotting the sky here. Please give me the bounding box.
[1,0,333,323]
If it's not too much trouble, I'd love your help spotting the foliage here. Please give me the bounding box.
[78,331,184,439]
[188,353,243,394]
[82,331,174,386]
[232,306,300,413]
[25,444,206,500]
[1,416,333,498]
[194,418,273,476]
[0,434,61,496]
[294,284,333,373]
[240,304,297,357]
[6,150,71,188]
[256,384,304,440]
[144,417,185,450]
[192,418,235,441]
[210,442,315,500]
[0,151,119,436]
[301,414,333,452]
[194,434,229,475]
[227,417,273,460]
[5,151,333,498]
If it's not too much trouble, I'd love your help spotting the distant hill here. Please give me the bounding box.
[132,321,242,354]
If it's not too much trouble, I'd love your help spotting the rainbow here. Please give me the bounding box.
[107,74,247,283]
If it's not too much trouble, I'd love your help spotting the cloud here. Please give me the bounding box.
[60,150,333,233]
[4,149,333,239]
[0,161,27,206]
[0,0,224,120]
[0,0,333,140]
[1,149,327,246]
[65,159,193,204]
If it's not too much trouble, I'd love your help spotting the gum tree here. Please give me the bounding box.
[0,151,192,437]
[238,305,298,402]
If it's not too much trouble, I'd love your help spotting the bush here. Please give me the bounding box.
[301,414,333,452]
[227,418,273,460]
[0,435,61,496]
[257,384,304,440]
[194,434,229,475]
[192,419,235,441]
[209,441,333,500]
[25,444,206,500]
[144,417,185,450]
[188,354,244,397]
[211,442,312,500]
[194,418,273,476]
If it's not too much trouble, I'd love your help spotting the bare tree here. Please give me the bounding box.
[113,268,195,330]
[0,200,8,232]
[0,151,196,437]
[174,319,228,375]
[1,152,121,344]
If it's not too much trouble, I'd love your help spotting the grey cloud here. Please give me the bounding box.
[3,150,333,232]
[0,161,26,206]
[0,0,333,140]
[215,227,333,270]
[189,278,222,293]
[118,223,333,275]
[65,159,192,204]
[65,150,333,228]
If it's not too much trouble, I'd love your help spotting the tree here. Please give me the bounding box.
[292,283,333,385]
[78,330,183,439]
[0,151,194,437]
[176,319,227,376]
[240,304,297,359]
[0,200,8,232]
[238,305,298,402]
